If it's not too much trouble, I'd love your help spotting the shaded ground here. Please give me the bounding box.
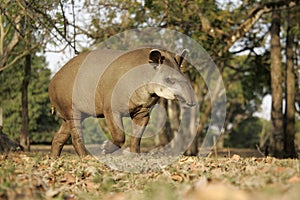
[0,130,21,153]
[0,146,299,200]
[30,145,264,158]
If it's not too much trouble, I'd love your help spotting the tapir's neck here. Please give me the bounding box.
[130,85,159,108]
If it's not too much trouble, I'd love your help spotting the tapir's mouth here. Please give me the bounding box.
[175,95,196,107]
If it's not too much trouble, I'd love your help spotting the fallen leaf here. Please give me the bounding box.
[171,174,184,182]
[265,156,273,164]
[84,166,97,177]
[85,180,99,191]
[61,172,76,185]
[274,166,285,173]
[231,154,240,162]
[287,176,300,183]
[179,157,195,163]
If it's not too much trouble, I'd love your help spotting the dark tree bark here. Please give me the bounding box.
[0,107,2,129]
[284,5,298,158]
[269,8,285,158]
[20,54,31,151]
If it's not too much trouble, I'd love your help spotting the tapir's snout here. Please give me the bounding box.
[173,80,196,107]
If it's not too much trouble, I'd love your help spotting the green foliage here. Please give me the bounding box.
[225,117,262,148]
[82,118,106,144]
[0,54,59,143]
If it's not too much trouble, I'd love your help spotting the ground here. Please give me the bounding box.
[0,146,299,200]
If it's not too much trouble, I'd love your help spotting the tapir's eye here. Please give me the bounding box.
[166,77,175,84]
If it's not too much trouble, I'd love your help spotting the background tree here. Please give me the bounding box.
[0,53,59,144]
[283,1,298,158]
[0,0,77,150]
[269,4,284,157]
[267,1,299,158]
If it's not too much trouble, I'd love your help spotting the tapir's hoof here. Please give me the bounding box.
[49,153,59,159]
[102,141,120,154]
[76,148,89,158]
[49,149,61,159]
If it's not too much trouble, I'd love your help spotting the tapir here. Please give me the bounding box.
[48,47,195,157]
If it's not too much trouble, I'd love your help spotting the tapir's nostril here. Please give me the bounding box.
[175,95,196,107]
[186,102,196,107]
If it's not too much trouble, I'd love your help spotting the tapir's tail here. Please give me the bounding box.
[51,105,55,115]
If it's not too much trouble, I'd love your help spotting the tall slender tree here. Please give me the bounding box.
[269,6,285,158]
[20,53,31,151]
[284,4,297,158]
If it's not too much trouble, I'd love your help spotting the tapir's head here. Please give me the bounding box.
[147,48,196,107]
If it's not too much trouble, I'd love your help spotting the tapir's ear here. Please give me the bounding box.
[176,49,189,68]
[149,49,165,68]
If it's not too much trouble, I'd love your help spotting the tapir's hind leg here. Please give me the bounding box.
[50,121,71,158]
[70,119,89,157]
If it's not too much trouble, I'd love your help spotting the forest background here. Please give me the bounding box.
[0,0,299,158]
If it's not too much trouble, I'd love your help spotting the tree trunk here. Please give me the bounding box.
[167,100,180,148]
[186,101,212,156]
[269,8,285,158]
[284,6,297,158]
[154,99,170,147]
[0,107,2,129]
[20,54,31,151]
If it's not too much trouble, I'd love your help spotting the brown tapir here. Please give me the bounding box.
[49,47,195,157]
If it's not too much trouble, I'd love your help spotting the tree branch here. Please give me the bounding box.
[198,11,227,39]
[0,44,38,72]
[6,15,21,55]
[0,13,22,69]
[0,14,4,56]
[223,0,297,53]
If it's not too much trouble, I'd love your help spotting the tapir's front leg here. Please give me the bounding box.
[104,111,125,153]
[131,112,150,153]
